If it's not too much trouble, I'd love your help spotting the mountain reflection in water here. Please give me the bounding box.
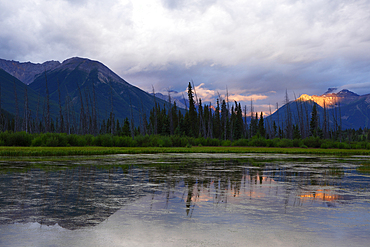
[0,156,367,232]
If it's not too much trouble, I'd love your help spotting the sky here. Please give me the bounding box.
[1,0,370,114]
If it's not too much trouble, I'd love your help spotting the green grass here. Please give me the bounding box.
[0,146,370,158]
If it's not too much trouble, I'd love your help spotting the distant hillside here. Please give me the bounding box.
[266,89,370,131]
[297,89,360,108]
[150,91,188,110]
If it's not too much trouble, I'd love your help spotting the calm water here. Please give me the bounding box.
[0,153,369,247]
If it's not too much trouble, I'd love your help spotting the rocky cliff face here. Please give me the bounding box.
[297,89,360,108]
[275,89,370,129]
[0,59,60,85]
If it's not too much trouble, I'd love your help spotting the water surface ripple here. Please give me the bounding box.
[0,153,369,246]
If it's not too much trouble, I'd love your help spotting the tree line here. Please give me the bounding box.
[144,82,369,143]
[1,77,370,148]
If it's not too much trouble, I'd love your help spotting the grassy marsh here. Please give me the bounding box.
[1,146,370,158]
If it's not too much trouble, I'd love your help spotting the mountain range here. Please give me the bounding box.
[267,88,370,130]
[0,57,173,128]
[1,57,369,131]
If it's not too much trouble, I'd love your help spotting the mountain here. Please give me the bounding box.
[298,89,360,108]
[150,91,189,110]
[27,57,173,126]
[267,89,370,131]
[0,68,59,121]
[0,57,180,131]
[0,58,60,85]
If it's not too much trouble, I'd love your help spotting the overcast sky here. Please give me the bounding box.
[1,0,370,114]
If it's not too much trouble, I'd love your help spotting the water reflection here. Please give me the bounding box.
[0,155,369,234]
[0,165,153,230]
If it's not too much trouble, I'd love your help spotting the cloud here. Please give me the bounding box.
[228,93,268,103]
[338,82,370,95]
[166,82,269,107]
[161,0,218,11]
[0,0,370,113]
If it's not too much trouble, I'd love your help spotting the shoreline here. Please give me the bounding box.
[1,146,370,157]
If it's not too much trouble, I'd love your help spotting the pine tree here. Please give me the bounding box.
[244,105,248,139]
[213,99,221,139]
[233,102,243,140]
[310,103,318,137]
[221,100,228,140]
[187,82,197,137]
[273,121,277,138]
[258,112,265,137]
[293,124,301,139]
[168,91,173,135]
[250,112,258,137]
[122,118,130,136]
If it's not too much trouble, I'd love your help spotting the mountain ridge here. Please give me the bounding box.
[297,89,362,108]
[1,57,369,131]
[0,57,177,130]
[27,57,175,127]
[0,58,61,85]
[267,88,370,131]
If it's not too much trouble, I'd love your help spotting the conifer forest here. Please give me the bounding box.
[1,80,370,150]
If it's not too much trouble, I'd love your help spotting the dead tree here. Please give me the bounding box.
[294,93,305,138]
[152,85,158,135]
[109,85,114,135]
[129,96,135,140]
[226,86,230,138]
[35,92,41,133]
[182,92,188,111]
[339,102,342,141]
[13,80,19,132]
[268,103,272,138]
[244,105,248,138]
[192,80,205,137]
[207,103,213,139]
[284,90,293,139]
[276,102,281,138]
[323,100,328,139]
[141,99,147,135]
[0,80,2,131]
[303,101,310,138]
[77,82,86,135]
[250,99,254,137]
[64,85,71,134]
[23,85,30,133]
[168,90,173,135]
[84,88,91,134]
[44,72,50,132]
[92,84,98,135]
[57,79,64,133]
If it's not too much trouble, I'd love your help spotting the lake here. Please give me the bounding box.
[0,153,369,246]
